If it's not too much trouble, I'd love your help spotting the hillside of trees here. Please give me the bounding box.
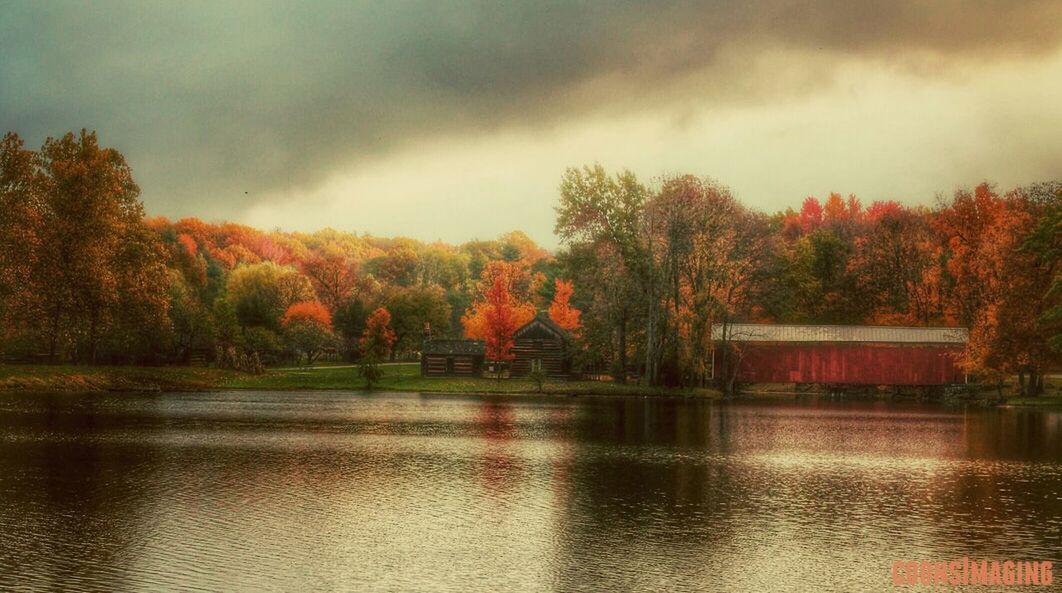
[1,131,1059,394]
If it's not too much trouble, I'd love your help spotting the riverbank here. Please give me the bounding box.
[5,363,1058,404]
[0,363,722,398]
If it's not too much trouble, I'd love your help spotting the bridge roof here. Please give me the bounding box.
[711,323,968,344]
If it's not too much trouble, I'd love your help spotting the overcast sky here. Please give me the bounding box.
[2,1,1061,247]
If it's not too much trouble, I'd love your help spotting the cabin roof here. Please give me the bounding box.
[422,339,486,355]
[515,312,569,340]
[711,323,968,344]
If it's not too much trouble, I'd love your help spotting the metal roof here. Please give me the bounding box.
[711,323,968,344]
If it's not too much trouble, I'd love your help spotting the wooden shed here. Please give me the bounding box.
[712,323,968,386]
[421,339,485,377]
[511,313,571,378]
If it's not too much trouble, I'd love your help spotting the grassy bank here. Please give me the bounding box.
[226,363,722,397]
[0,364,243,392]
[1002,395,1062,407]
[0,363,721,398]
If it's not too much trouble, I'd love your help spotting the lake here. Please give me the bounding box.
[1,391,1060,592]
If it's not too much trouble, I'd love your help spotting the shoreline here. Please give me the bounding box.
[1,364,1059,406]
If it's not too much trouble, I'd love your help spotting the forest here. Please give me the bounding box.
[1,131,1059,394]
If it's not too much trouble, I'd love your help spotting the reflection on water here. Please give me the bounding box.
[0,391,1060,592]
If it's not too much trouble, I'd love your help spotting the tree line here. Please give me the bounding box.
[0,131,568,370]
[554,166,1060,395]
[1,132,1058,394]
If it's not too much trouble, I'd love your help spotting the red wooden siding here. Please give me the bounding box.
[731,343,965,385]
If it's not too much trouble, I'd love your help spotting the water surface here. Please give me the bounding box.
[1,391,1060,592]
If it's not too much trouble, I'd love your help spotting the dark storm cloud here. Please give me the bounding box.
[2,0,1060,216]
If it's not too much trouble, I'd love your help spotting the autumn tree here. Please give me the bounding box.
[282,301,335,365]
[301,250,358,312]
[935,183,1058,395]
[461,260,535,339]
[0,133,41,351]
[0,130,171,362]
[548,279,582,333]
[482,276,519,377]
[849,204,940,325]
[359,307,396,388]
[554,164,650,383]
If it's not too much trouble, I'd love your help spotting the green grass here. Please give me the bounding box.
[225,363,721,397]
[1003,395,1062,407]
[0,362,721,397]
[0,364,242,392]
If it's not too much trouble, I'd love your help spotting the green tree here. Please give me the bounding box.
[225,261,314,330]
[385,285,452,359]
[359,307,396,389]
[554,164,650,383]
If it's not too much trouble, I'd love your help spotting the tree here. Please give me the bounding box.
[482,276,518,377]
[554,164,650,383]
[1023,190,1061,355]
[301,250,358,312]
[225,261,314,330]
[935,183,1059,395]
[385,285,452,359]
[849,205,940,325]
[0,133,41,349]
[333,297,368,360]
[0,130,171,362]
[167,270,215,363]
[282,301,335,365]
[359,307,396,388]
[548,279,582,333]
[461,260,535,339]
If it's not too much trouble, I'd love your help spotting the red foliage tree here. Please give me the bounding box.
[360,307,396,359]
[798,196,823,232]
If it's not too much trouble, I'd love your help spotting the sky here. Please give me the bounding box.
[2,1,1061,248]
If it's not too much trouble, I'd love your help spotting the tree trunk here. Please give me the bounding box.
[1029,371,1043,397]
[87,308,99,365]
[616,310,627,385]
[48,303,62,363]
[1018,372,1026,397]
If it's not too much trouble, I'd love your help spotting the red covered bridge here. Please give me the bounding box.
[712,324,968,386]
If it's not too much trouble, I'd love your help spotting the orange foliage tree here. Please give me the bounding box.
[281,301,334,365]
[461,261,535,339]
[482,276,519,368]
[933,183,1058,394]
[548,279,582,333]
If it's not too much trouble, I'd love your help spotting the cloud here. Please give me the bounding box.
[2,1,1061,233]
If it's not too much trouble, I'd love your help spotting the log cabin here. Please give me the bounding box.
[510,312,571,378]
[420,339,486,377]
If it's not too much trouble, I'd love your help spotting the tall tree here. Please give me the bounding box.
[1022,189,1061,356]
[1,130,171,362]
[359,307,396,388]
[482,276,518,373]
[555,164,649,383]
